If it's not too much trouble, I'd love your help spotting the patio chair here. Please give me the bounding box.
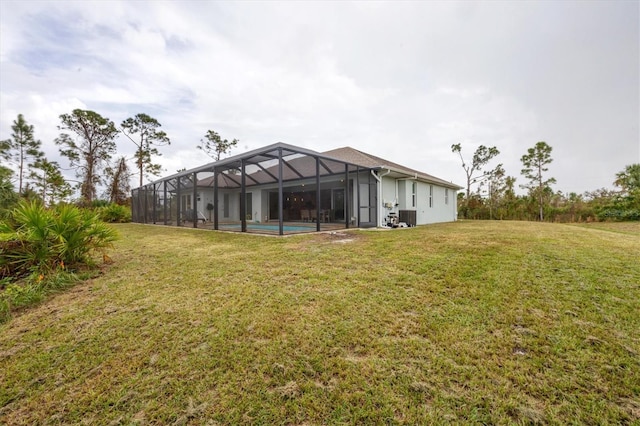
[301,209,310,222]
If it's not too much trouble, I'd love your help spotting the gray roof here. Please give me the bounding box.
[139,142,461,190]
[323,147,461,189]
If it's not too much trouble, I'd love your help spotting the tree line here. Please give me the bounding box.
[0,110,239,208]
[452,142,639,222]
[2,109,637,223]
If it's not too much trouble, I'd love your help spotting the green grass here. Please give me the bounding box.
[1,221,639,424]
[0,272,85,324]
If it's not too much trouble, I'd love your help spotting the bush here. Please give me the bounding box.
[0,200,118,279]
[90,199,111,208]
[595,192,640,222]
[596,208,640,221]
[97,203,131,223]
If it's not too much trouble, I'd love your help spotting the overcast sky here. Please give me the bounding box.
[1,0,638,196]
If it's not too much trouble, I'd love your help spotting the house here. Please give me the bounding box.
[131,142,461,235]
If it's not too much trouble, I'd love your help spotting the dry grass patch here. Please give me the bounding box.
[1,221,639,424]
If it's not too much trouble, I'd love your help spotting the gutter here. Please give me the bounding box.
[378,166,461,190]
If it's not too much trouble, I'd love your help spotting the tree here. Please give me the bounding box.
[120,113,170,188]
[0,166,18,215]
[614,164,640,194]
[604,164,640,221]
[520,141,556,221]
[56,109,119,204]
[29,158,72,206]
[502,176,520,219]
[482,164,507,220]
[106,156,132,205]
[451,143,500,218]
[197,130,238,161]
[584,188,617,211]
[0,114,44,194]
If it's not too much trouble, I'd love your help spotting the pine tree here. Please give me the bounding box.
[197,130,238,161]
[451,143,500,218]
[0,114,44,194]
[106,156,132,205]
[121,113,170,188]
[29,158,73,206]
[521,141,556,221]
[56,109,119,204]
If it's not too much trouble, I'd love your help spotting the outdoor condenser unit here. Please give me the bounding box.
[399,210,416,227]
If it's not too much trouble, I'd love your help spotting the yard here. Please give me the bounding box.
[1,221,639,424]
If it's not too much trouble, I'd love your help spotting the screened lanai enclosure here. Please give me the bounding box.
[131,143,378,235]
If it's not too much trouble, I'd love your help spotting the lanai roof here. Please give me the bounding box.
[139,142,460,191]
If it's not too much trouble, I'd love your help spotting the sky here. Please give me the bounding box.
[1,0,638,197]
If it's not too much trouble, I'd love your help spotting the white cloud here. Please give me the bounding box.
[1,0,638,196]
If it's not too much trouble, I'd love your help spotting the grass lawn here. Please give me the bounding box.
[1,221,639,425]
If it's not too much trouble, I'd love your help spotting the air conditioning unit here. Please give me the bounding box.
[399,210,416,227]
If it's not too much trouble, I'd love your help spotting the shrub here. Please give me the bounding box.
[595,192,640,222]
[90,199,111,208]
[596,208,640,221]
[97,203,131,223]
[1,200,118,279]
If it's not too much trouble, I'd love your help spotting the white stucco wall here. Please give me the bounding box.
[198,189,215,221]
[414,182,458,224]
[379,176,457,226]
[196,188,246,222]
[196,174,458,227]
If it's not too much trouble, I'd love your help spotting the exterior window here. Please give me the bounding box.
[223,193,230,218]
[182,194,192,211]
[246,193,252,220]
[429,185,433,208]
[445,188,449,205]
[411,182,417,207]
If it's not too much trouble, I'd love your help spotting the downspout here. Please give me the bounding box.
[371,168,391,227]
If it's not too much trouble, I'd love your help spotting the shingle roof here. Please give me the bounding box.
[322,147,461,189]
[149,142,461,190]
